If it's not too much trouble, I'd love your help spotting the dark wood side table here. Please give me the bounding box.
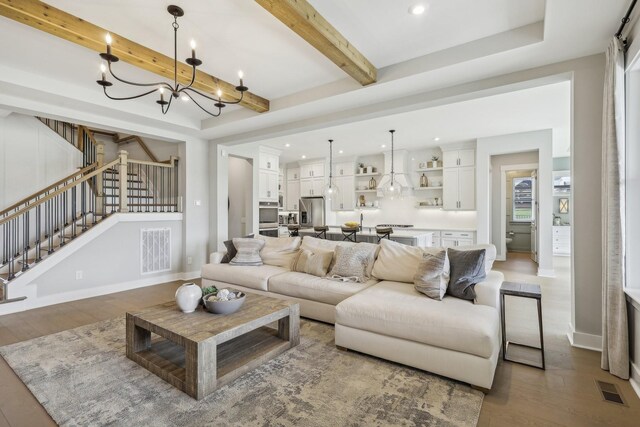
[500,281,545,369]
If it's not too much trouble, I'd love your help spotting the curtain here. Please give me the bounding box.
[601,37,628,379]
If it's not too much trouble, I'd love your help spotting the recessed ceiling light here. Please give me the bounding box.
[181,95,189,102]
[339,150,344,154]
[381,144,387,148]
[301,155,306,159]
[434,137,440,141]
[285,143,290,147]
[409,4,427,15]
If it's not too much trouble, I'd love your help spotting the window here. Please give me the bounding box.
[512,177,533,222]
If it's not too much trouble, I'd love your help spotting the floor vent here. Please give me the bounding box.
[141,228,171,274]
[595,380,626,406]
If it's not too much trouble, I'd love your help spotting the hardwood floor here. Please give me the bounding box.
[0,255,637,426]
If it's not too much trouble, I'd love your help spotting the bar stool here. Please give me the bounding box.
[287,224,300,237]
[341,226,358,242]
[314,225,329,239]
[375,226,393,242]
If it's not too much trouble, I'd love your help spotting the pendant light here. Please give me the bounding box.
[381,130,403,199]
[323,139,340,201]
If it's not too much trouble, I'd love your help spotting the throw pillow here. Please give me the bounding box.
[293,249,333,277]
[221,234,255,263]
[413,250,449,300]
[257,235,302,269]
[371,239,449,283]
[230,238,265,266]
[328,244,378,283]
[447,248,486,301]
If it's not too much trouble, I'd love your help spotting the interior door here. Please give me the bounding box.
[530,170,538,263]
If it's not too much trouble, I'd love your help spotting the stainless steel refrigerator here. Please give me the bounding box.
[299,197,325,228]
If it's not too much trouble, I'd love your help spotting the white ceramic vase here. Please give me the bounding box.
[175,283,202,313]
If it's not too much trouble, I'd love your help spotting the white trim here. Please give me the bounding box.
[566,322,602,352]
[498,163,539,259]
[0,271,199,316]
[630,362,640,400]
[537,268,556,278]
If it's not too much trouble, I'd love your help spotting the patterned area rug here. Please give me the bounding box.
[0,317,483,426]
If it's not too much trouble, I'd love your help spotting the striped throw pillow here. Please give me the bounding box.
[229,238,265,266]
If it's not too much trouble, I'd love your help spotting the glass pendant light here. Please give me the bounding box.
[382,130,404,199]
[323,139,340,201]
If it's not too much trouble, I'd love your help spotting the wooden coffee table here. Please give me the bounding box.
[126,294,300,400]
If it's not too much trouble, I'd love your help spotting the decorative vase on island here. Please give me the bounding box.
[420,173,428,187]
[175,282,202,313]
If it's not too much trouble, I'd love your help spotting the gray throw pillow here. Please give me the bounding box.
[328,244,377,283]
[413,250,448,300]
[221,234,254,263]
[447,248,486,301]
[230,238,265,266]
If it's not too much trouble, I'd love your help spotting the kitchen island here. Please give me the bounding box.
[298,226,433,247]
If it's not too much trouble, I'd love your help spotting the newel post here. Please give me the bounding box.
[96,143,105,213]
[118,150,129,213]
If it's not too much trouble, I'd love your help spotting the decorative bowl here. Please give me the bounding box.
[203,289,246,315]
[344,221,359,228]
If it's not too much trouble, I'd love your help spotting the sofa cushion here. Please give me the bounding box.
[371,239,447,283]
[201,263,288,291]
[301,237,379,276]
[335,280,499,358]
[328,243,378,283]
[269,272,378,306]
[447,248,487,301]
[293,249,333,277]
[229,238,265,266]
[413,249,449,300]
[256,235,302,269]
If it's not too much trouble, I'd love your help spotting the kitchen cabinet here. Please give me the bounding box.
[334,161,354,177]
[286,167,300,181]
[259,171,278,201]
[301,162,325,178]
[331,176,355,211]
[300,177,324,197]
[443,149,475,168]
[553,226,571,256]
[286,181,300,211]
[443,166,475,210]
[440,231,474,248]
[259,152,279,172]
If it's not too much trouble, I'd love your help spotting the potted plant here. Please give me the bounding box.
[430,156,440,168]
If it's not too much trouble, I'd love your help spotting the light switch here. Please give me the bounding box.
[194,200,201,206]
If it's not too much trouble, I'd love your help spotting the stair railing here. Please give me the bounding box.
[37,117,76,147]
[127,156,180,213]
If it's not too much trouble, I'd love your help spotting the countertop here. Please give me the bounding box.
[316,225,476,233]
[299,227,433,238]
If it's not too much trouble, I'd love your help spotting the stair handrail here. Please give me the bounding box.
[0,159,119,227]
[0,163,97,217]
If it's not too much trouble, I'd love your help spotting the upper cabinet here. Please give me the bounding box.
[259,152,279,172]
[301,162,325,178]
[286,167,300,181]
[443,149,475,168]
[334,161,354,177]
[259,148,281,202]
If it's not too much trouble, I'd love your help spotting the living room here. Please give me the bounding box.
[0,0,638,426]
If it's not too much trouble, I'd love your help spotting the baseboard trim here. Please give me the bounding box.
[566,323,602,352]
[630,362,640,400]
[537,268,556,278]
[0,271,199,316]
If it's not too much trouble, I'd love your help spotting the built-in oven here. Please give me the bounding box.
[259,202,279,237]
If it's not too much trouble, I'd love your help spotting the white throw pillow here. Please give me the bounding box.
[328,244,378,283]
[372,239,449,283]
[413,249,450,300]
[256,235,302,269]
[230,238,265,266]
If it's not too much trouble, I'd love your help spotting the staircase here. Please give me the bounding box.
[0,119,180,303]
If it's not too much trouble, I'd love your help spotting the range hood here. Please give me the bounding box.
[377,149,413,196]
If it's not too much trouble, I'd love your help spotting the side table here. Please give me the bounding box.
[500,281,545,369]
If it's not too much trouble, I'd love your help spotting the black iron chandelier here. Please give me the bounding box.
[96,5,248,117]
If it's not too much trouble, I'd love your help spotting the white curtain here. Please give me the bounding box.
[601,37,628,379]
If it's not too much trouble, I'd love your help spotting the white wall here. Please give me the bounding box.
[0,113,82,208]
[228,156,252,239]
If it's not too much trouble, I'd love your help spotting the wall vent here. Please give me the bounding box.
[141,228,171,274]
[595,380,626,406]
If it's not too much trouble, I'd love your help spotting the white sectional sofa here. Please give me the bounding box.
[202,236,503,390]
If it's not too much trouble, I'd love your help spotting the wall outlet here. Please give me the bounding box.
[187,257,193,265]
[75,270,83,280]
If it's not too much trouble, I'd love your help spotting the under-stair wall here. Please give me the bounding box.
[0,113,82,209]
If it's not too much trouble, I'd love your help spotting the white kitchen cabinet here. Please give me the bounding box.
[286,181,300,211]
[334,162,354,177]
[301,162,325,178]
[300,177,324,197]
[331,176,355,211]
[440,231,475,248]
[443,166,475,210]
[259,152,279,172]
[259,171,278,201]
[286,167,300,181]
[552,226,571,256]
[443,149,475,168]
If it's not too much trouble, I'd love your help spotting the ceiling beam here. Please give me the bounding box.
[256,0,377,86]
[0,0,270,113]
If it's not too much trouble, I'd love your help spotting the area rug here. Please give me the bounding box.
[0,317,483,426]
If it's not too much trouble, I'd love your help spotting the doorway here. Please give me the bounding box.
[502,167,538,260]
[227,156,253,239]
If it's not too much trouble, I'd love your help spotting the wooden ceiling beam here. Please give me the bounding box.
[0,0,270,113]
[255,0,377,86]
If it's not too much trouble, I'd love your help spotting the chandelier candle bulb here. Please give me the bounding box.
[100,63,106,81]
[190,39,196,59]
[238,70,244,87]
[105,33,112,55]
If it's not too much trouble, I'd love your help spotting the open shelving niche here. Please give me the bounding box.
[353,154,384,209]
[412,149,444,208]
